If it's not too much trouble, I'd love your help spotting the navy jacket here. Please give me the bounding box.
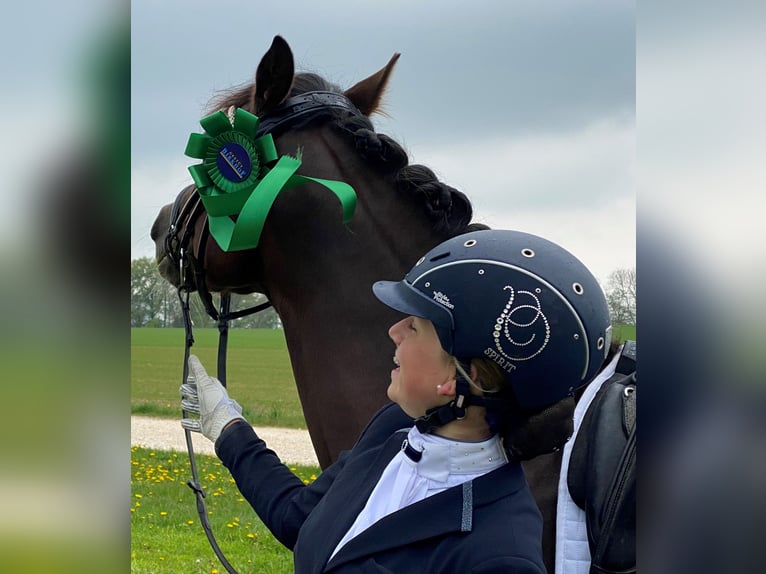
[216,403,546,573]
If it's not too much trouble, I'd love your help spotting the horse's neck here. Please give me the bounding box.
[263,187,421,406]
[273,288,404,466]
[266,127,447,298]
[259,127,446,464]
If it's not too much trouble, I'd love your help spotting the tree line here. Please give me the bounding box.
[603,267,636,325]
[132,257,636,328]
[131,257,281,328]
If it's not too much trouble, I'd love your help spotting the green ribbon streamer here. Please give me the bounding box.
[185,107,356,251]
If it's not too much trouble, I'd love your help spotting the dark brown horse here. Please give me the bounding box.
[152,36,573,572]
[151,36,483,464]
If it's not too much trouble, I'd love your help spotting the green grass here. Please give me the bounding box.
[131,328,307,428]
[131,446,320,573]
[131,330,318,572]
[612,324,636,343]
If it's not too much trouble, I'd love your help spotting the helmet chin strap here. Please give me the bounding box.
[414,360,512,434]
[414,377,470,434]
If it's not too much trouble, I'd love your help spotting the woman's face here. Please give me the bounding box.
[387,316,455,418]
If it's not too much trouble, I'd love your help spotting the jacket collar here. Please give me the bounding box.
[325,461,527,572]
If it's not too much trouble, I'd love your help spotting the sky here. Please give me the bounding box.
[131,0,636,285]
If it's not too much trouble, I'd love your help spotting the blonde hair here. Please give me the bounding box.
[453,357,508,395]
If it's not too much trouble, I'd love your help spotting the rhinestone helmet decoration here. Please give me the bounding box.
[373,229,612,409]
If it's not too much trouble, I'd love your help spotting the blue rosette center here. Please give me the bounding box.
[204,131,261,195]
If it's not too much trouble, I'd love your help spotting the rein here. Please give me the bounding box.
[166,90,364,574]
[167,189,270,574]
[177,288,270,574]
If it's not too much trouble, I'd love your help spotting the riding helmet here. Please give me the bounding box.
[373,229,612,409]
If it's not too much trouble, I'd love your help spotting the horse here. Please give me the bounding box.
[151,35,603,573]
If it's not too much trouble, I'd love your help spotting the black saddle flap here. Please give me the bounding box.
[568,371,635,508]
[568,367,636,574]
[567,371,636,574]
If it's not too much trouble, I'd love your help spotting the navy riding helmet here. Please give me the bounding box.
[373,229,612,409]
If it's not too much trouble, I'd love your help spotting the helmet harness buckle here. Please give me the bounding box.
[414,360,474,434]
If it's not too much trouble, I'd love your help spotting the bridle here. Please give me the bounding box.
[164,90,361,318]
[164,91,363,574]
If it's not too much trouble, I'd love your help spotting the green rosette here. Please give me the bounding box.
[185,107,356,251]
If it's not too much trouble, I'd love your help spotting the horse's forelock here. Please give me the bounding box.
[289,72,342,96]
[206,83,253,115]
[207,72,342,115]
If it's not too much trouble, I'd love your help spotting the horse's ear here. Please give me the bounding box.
[344,53,400,116]
[252,36,294,115]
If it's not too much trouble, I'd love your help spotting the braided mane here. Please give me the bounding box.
[208,73,487,237]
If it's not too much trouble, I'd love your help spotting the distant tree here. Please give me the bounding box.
[186,293,216,328]
[190,292,281,329]
[604,267,636,325]
[131,257,282,328]
[230,293,282,329]
[131,257,181,327]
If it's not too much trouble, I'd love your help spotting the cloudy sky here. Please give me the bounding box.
[131,0,635,283]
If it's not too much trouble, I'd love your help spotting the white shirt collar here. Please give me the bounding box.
[400,426,507,482]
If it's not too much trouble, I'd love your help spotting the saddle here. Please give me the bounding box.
[567,341,636,574]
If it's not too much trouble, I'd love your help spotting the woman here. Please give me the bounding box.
[182,229,612,573]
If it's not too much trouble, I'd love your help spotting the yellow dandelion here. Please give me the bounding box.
[187,520,194,525]
[160,511,167,516]
[134,494,142,499]
[246,533,255,539]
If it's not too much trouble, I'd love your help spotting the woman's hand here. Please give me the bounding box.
[180,355,245,442]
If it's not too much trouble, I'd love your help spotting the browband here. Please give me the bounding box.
[255,91,362,138]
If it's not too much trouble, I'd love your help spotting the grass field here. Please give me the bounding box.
[131,446,317,573]
[611,323,636,343]
[131,328,308,428]
[131,329,315,572]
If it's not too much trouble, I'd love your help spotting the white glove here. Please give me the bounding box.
[180,355,245,442]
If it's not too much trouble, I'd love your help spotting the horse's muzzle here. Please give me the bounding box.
[150,203,181,287]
